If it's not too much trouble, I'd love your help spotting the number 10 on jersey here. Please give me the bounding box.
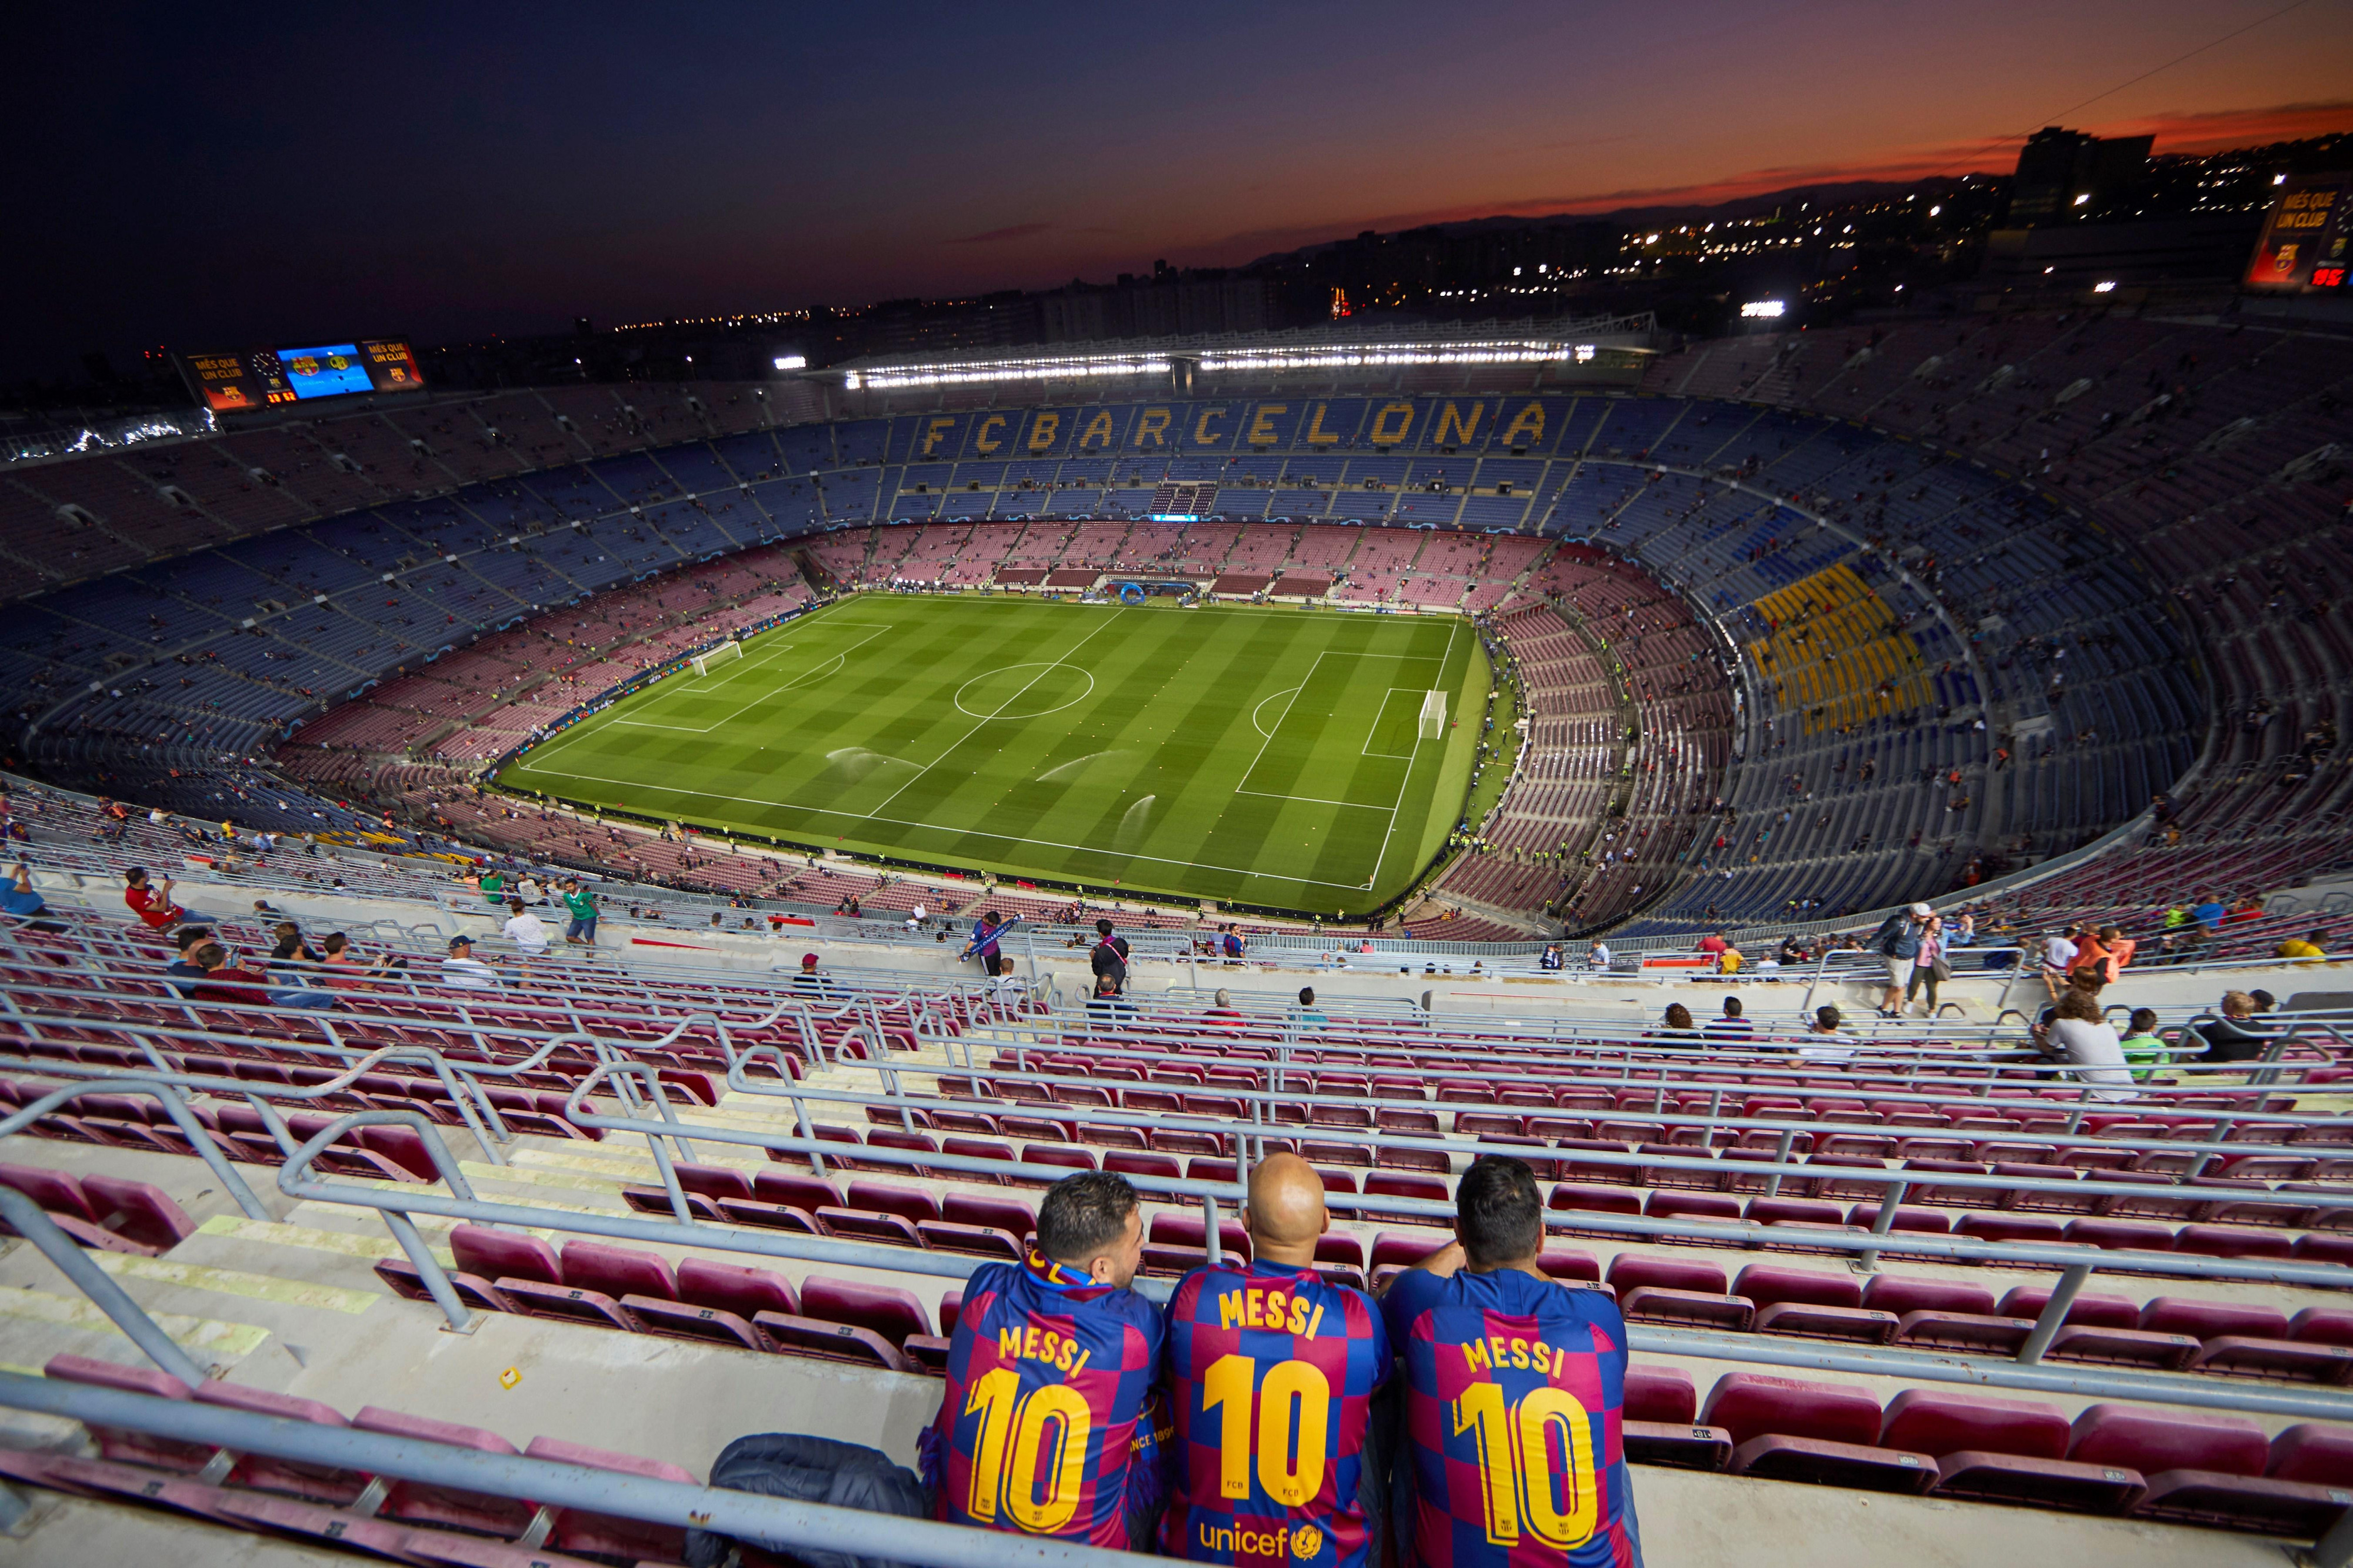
[1449,1384,1597,1549]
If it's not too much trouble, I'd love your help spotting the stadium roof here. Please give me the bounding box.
[828,312,1659,390]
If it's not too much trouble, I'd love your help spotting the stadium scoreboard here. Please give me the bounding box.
[2246,175,2349,293]
[178,338,426,413]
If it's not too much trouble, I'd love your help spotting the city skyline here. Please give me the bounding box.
[7,0,2352,383]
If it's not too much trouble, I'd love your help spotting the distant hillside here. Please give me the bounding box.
[1245,175,2004,268]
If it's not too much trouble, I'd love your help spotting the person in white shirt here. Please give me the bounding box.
[1587,939,1611,973]
[2036,987,2136,1100]
[441,934,501,989]
[2042,925,2079,976]
[502,899,549,957]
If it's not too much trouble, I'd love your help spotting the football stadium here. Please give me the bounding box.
[5,12,2353,1568]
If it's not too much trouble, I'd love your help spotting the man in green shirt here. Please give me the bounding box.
[559,878,599,946]
[478,868,506,908]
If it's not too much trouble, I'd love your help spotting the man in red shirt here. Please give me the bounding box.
[125,866,207,930]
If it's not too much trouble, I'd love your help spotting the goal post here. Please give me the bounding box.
[1419,688,1447,740]
[691,640,743,678]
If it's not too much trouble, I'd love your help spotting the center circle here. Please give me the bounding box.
[954,662,1096,720]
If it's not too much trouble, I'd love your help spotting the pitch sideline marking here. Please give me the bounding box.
[531,764,1380,890]
[1367,616,1465,888]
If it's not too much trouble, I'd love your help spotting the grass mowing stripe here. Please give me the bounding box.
[499,595,1485,914]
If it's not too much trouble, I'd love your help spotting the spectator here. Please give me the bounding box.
[1587,938,1611,972]
[163,926,213,997]
[2194,992,2271,1063]
[1160,1152,1386,1564]
[1377,1156,1642,1564]
[1091,919,1129,995]
[1087,972,1132,1030]
[1204,987,1242,1030]
[1704,996,1754,1039]
[926,1172,1159,1547]
[124,866,204,930]
[503,898,550,957]
[1295,986,1327,1030]
[1948,910,1977,948]
[1696,929,1729,961]
[271,922,323,964]
[1799,1005,1856,1062]
[1717,940,1743,976]
[558,878,600,945]
[1651,1002,1700,1043]
[1871,903,1930,1018]
[1221,926,1244,962]
[191,940,336,1012]
[2118,1007,2171,1080]
[2189,893,2225,930]
[319,932,407,990]
[2099,924,2135,977]
[1,862,44,918]
[2034,988,2136,1100]
[2041,923,2081,986]
[2066,926,2115,993]
[441,935,501,990]
[791,952,833,1001]
[2278,928,2329,963]
[1905,914,1948,1015]
[961,909,1012,976]
[1539,943,1564,970]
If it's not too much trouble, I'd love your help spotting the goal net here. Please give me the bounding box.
[1419,689,1448,740]
[691,640,743,678]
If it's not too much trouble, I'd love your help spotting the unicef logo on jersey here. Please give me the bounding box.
[1197,1523,1324,1561]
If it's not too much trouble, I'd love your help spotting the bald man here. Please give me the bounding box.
[1159,1153,1391,1568]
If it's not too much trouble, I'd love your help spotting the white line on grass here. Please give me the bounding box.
[612,622,894,735]
[529,765,1381,890]
[859,610,1121,819]
[1366,616,1465,888]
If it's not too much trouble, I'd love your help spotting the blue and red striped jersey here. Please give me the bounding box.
[928,1254,1165,1549]
[1379,1267,1642,1568]
[1160,1258,1389,1568]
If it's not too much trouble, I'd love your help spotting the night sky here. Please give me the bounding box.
[8,0,2352,383]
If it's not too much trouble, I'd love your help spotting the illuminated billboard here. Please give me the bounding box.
[177,338,426,413]
[2245,175,2349,293]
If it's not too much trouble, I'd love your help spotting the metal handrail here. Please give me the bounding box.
[0,1371,1164,1568]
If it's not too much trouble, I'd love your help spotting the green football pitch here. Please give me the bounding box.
[496,594,1488,914]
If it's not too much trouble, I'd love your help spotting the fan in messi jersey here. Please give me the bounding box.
[1378,1156,1645,1568]
[925,1172,1167,1549]
[1161,1153,1391,1568]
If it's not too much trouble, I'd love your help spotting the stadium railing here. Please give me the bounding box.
[0,1359,1161,1568]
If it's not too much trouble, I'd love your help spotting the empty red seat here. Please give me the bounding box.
[1369,1233,1449,1272]
[752,1170,839,1212]
[844,1180,941,1226]
[1151,1211,1250,1262]
[1621,1364,1732,1469]
[2268,1424,2353,1486]
[1997,1286,2138,1329]
[78,1175,195,1252]
[561,1241,677,1302]
[42,1355,205,1472]
[1733,1266,1895,1344]
[192,1381,365,1504]
[1608,1254,1752,1332]
[2069,1404,2342,1532]
[942,1193,1035,1238]
[0,1162,95,1223]
[451,1224,560,1286]
[678,1257,798,1319]
[522,1436,694,1563]
[1880,1389,2142,1510]
[349,1407,533,1535]
[1103,1150,1182,1180]
[1704,1374,1931,1493]
[1862,1275,2030,1355]
[2173,1225,2293,1262]
[801,1276,930,1347]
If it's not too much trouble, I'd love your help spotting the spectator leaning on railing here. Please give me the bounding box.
[2278,928,2329,963]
